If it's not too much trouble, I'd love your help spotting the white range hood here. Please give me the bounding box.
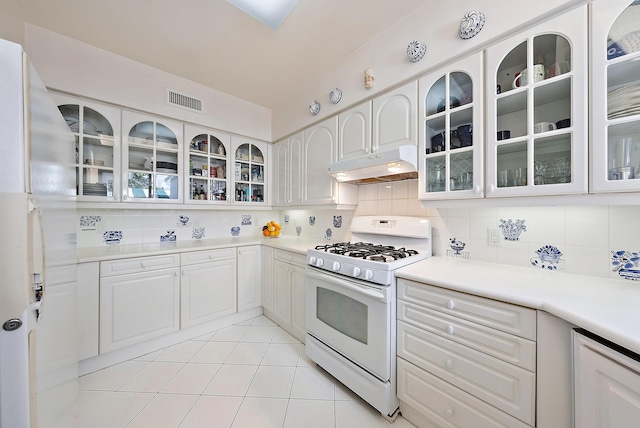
[328,145,418,183]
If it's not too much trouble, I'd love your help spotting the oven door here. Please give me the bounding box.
[305,267,393,381]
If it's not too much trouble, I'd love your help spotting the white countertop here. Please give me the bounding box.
[396,257,640,356]
[77,235,323,263]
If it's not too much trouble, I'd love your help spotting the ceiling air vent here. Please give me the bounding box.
[166,89,203,114]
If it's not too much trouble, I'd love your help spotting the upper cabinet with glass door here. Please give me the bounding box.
[485,6,588,197]
[184,125,230,203]
[53,93,121,202]
[418,52,483,200]
[121,111,183,203]
[231,137,267,204]
[591,0,640,193]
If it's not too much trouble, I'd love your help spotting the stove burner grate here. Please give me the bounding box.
[314,242,419,262]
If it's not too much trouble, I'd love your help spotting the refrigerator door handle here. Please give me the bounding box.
[27,199,45,321]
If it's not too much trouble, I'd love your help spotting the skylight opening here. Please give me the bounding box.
[227,0,299,29]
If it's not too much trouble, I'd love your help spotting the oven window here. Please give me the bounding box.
[316,287,368,345]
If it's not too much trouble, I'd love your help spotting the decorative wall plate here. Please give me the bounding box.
[309,101,321,116]
[407,40,427,63]
[329,88,342,104]
[459,10,485,40]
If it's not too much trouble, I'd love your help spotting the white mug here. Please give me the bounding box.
[513,64,545,88]
[534,122,557,133]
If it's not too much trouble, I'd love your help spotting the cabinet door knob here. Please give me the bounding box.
[140,262,146,269]
[122,194,128,200]
[487,184,496,193]
[445,408,454,418]
[447,300,455,310]
[445,359,454,370]
[473,185,481,194]
[446,325,454,335]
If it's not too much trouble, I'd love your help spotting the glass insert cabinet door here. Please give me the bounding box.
[54,94,121,201]
[418,52,484,200]
[591,0,640,193]
[184,125,230,203]
[485,6,588,197]
[232,138,266,203]
[121,111,183,202]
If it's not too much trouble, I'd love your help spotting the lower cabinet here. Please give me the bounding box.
[573,330,640,428]
[397,279,537,427]
[237,245,261,312]
[264,248,307,342]
[180,249,237,329]
[77,262,99,360]
[100,254,181,354]
[261,246,274,312]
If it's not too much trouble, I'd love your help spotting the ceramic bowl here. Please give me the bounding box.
[459,10,485,40]
[309,101,321,116]
[407,40,426,63]
[329,88,342,104]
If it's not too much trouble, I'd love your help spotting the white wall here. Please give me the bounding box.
[24,25,271,142]
[0,0,24,45]
[271,0,586,140]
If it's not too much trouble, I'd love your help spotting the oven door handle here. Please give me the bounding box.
[306,271,386,300]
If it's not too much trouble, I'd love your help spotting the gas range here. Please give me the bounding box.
[306,216,432,285]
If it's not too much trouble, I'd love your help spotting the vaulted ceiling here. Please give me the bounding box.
[16,0,433,108]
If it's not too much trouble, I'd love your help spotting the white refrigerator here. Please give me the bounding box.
[0,39,78,428]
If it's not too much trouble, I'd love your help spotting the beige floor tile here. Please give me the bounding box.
[240,325,278,343]
[225,342,269,365]
[119,361,184,393]
[79,391,154,428]
[387,416,417,428]
[161,363,221,394]
[133,348,165,362]
[231,397,288,428]
[246,366,295,398]
[79,361,148,391]
[210,325,250,342]
[290,366,335,400]
[73,390,113,419]
[203,364,258,396]
[260,343,302,366]
[284,399,335,428]
[297,346,315,367]
[271,327,301,344]
[335,400,387,428]
[126,393,198,428]
[190,341,236,363]
[335,380,359,401]
[179,396,243,428]
[154,341,205,362]
[251,316,277,326]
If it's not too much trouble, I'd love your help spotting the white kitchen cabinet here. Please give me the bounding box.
[231,136,267,204]
[397,279,537,427]
[574,329,640,428]
[338,81,417,161]
[77,262,99,360]
[237,245,261,312]
[121,110,183,203]
[261,246,275,312]
[485,6,588,197]
[180,249,237,329]
[591,0,640,193]
[304,116,357,206]
[273,132,303,206]
[419,52,484,200]
[184,124,231,203]
[265,249,307,342]
[53,92,121,202]
[99,255,180,353]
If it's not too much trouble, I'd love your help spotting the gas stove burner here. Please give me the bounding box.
[314,242,419,262]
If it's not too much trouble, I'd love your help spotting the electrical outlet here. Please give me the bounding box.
[487,228,501,247]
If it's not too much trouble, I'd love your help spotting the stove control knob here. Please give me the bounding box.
[352,267,362,277]
[309,256,317,266]
[364,270,374,280]
[332,261,341,271]
[315,258,324,268]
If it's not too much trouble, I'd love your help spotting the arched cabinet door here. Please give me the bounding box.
[53,93,121,202]
[485,6,587,197]
[418,52,484,201]
[184,125,230,204]
[591,0,640,193]
[121,110,183,203]
[230,137,267,204]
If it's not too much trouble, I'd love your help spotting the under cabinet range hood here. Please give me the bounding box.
[328,145,418,184]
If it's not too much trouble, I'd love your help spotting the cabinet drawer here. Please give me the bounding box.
[274,249,306,267]
[398,358,530,428]
[398,279,536,340]
[181,248,235,266]
[100,254,180,277]
[398,300,536,371]
[398,320,535,425]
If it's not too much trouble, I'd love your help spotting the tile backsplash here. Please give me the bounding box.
[77,178,640,282]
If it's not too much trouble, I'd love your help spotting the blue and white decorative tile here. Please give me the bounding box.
[284,215,290,224]
[103,230,122,246]
[446,238,469,259]
[241,214,252,226]
[178,215,190,226]
[309,216,316,226]
[333,216,343,228]
[611,250,640,281]
[325,228,333,240]
[231,226,240,237]
[296,226,302,236]
[192,227,205,240]
[499,218,527,241]
[160,230,176,242]
[80,215,102,231]
[530,245,565,271]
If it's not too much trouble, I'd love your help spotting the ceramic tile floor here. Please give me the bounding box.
[77,315,416,428]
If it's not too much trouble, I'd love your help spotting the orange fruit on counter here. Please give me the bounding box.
[262,229,270,237]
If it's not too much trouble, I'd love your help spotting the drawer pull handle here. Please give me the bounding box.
[446,325,454,335]
[209,254,213,259]
[445,408,454,418]
[447,300,455,310]
[445,359,454,370]
[140,262,146,269]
